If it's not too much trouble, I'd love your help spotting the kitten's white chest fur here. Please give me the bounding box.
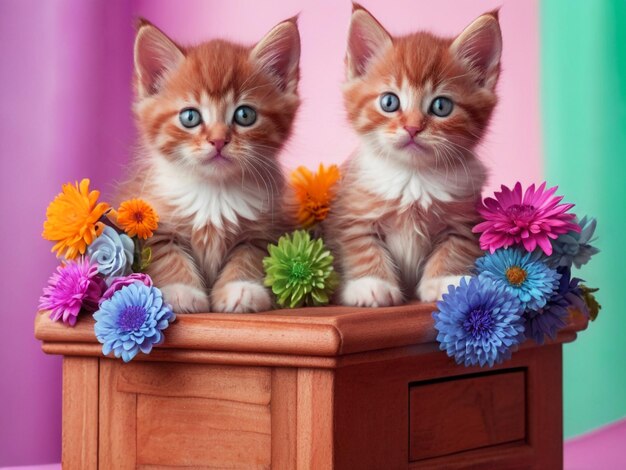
[354,147,452,210]
[353,145,482,211]
[153,159,267,230]
[353,145,484,291]
[384,218,431,290]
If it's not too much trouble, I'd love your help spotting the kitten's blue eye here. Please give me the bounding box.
[430,97,454,117]
[179,108,202,128]
[233,105,257,127]
[380,92,400,112]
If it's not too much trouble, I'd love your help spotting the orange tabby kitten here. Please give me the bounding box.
[325,4,502,306]
[116,18,300,313]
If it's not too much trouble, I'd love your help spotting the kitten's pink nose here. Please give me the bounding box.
[210,138,229,151]
[404,125,424,138]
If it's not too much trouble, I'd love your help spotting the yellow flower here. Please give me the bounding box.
[42,179,110,259]
[116,198,159,239]
[290,164,340,228]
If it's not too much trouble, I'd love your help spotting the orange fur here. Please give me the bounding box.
[325,5,502,306]
[116,18,300,313]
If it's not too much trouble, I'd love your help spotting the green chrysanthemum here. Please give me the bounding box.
[263,230,339,308]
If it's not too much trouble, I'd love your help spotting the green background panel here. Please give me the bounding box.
[541,0,626,437]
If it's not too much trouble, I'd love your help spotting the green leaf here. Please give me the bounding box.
[139,247,152,271]
[580,285,601,321]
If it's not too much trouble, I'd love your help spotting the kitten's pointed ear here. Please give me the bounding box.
[251,17,301,93]
[346,3,392,80]
[450,11,502,90]
[134,19,184,97]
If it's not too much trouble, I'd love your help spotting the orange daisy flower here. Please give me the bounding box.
[42,179,110,259]
[290,164,341,228]
[115,198,159,239]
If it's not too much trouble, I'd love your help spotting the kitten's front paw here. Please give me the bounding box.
[418,275,470,302]
[160,283,210,313]
[211,281,272,313]
[341,276,403,307]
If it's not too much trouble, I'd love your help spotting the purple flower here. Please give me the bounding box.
[524,267,585,344]
[39,257,105,326]
[100,273,153,305]
[94,283,175,362]
[433,275,525,367]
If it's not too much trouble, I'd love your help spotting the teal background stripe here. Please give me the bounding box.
[541,0,626,437]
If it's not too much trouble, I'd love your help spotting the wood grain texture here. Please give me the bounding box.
[99,360,274,469]
[41,341,339,368]
[334,346,562,469]
[526,344,563,469]
[136,395,271,468]
[271,368,297,469]
[99,359,137,469]
[409,371,526,461]
[117,361,271,404]
[37,304,582,469]
[409,441,534,470]
[297,369,334,470]
[62,357,99,470]
[34,305,588,359]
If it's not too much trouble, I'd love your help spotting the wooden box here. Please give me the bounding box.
[34,303,587,469]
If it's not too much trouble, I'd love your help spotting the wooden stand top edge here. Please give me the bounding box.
[34,303,589,361]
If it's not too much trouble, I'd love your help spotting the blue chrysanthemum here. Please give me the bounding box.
[476,248,560,311]
[433,275,525,367]
[525,267,586,344]
[94,282,175,362]
[545,216,599,269]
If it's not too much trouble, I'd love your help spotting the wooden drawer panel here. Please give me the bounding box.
[136,395,271,468]
[409,370,526,462]
[99,360,272,469]
[116,361,271,404]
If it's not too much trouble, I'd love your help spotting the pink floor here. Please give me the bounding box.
[1,466,60,470]
[564,418,626,469]
[3,419,625,469]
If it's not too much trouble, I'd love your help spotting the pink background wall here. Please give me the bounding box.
[0,0,540,465]
[133,0,541,192]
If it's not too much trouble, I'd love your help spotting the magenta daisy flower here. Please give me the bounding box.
[39,257,105,326]
[473,182,580,255]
